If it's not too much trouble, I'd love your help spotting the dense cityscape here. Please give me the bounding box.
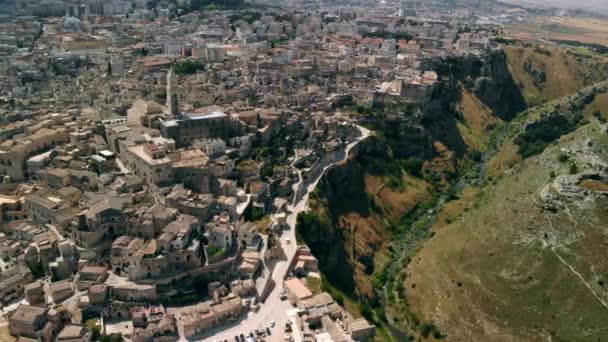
[1,0,608,341]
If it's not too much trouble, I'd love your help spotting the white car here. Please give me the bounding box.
[270,320,276,328]
[285,237,291,244]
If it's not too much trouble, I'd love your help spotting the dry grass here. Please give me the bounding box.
[404,124,608,341]
[366,175,431,222]
[433,186,481,230]
[583,92,608,120]
[487,140,521,179]
[509,16,608,47]
[504,45,608,105]
[328,174,432,300]
[254,216,273,234]
[306,275,322,294]
[456,88,501,152]
[458,88,499,133]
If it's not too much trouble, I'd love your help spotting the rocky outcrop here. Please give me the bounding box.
[299,48,537,307]
[297,137,390,300]
[433,50,528,120]
[523,60,546,88]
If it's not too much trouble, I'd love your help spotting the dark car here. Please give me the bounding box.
[234,337,239,342]
[239,334,245,341]
[265,327,272,336]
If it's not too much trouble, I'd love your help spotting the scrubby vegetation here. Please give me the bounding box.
[515,113,581,158]
[299,44,608,341]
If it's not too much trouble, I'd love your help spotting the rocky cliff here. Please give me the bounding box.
[297,136,392,301]
[297,44,608,341]
[298,48,530,306]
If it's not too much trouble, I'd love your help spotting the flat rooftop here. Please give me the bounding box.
[128,145,171,165]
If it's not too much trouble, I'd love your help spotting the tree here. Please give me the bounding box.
[91,326,101,340]
[262,166,274,178]
[247,207,265,221]
[360,303,375,323]
[333,292,344,306]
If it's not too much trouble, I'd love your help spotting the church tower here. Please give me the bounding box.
[166,67,180,118]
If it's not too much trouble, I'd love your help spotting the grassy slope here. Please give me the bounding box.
[503,45,608,106]
[405,92,608,341]
[508,16,608,48]
[456,87,501,152]
[340,173,432,300]
[310,44,608,341]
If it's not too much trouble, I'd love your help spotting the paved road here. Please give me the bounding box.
[179,125,370,342]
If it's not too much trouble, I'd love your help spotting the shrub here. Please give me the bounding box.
[558,153,570,163]
[99,333,124,342]
[247,207,265,221]
[333,293,344,306]
[466,149,482,162]
[387,176,404,191]
[262,165,274,178]
[516,114,581,158]
[420,322,443,339]
[402,158,424,177]
[361,303,375,323]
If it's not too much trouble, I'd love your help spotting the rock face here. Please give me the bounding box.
[297,137,388,299]
[366,50,528,163]
[298,49,532,303]
[434,50,528,120]
[523,60,546,88]
[297,45,608,341]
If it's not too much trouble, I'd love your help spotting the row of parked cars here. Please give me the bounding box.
[232,320,276,342]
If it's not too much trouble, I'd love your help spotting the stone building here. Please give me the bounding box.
[181,294,245,338]
[9,305,52,340]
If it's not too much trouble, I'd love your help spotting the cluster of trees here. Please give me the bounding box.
[173,60,205,75]
[229,10,262,24]
[365,157,423,179]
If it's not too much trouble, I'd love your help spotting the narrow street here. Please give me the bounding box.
[200,125,370,342]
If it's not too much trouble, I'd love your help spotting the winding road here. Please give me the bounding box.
[192,124,371,342]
